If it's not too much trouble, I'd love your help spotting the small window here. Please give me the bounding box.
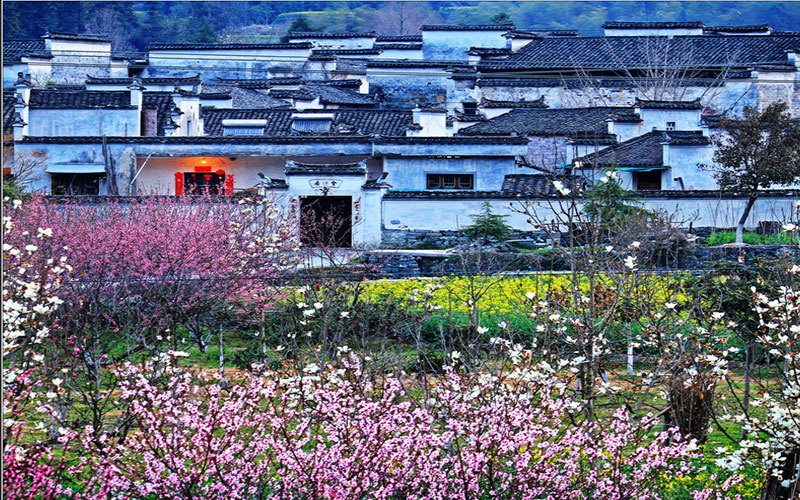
[463,102,478,116]
[426,174,474,190]
[666,121,676,131]
[635,171,662,190]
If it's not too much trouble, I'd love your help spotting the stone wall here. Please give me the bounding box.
[367,244,799,277]
[381,228,551,248]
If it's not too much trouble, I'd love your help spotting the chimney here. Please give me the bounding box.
[412,105,421,125]
[127,77,144,136]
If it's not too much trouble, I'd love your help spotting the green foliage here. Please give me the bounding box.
[288,14,313,32]
[5,2,800,49]
[490,12,513,23]
[582,169,646,236]
[702,231,799,246]
[462,201,513,244]
[703,102,800,194]
[2,178,27,201]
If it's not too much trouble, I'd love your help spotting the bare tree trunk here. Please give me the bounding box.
[627,324,634,376]
[741,343,752,440]
[260,310,267,364]
[218,327,225,374]
[737,194,758,244]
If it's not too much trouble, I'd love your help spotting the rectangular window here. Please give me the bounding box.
[426,174,474,190]
[635,171,662,190]
[666,121,676,131]
[463,102,478,116]
[51,173,103,195]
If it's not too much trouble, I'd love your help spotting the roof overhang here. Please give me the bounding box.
[46,163,106,174]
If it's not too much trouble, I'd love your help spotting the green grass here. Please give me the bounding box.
[703,230,798,246]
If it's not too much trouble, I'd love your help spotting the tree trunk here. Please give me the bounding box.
[218,327,225,374]
[761,450,800,500]
[737,194,758,244]
[627,325,634,376]
[741,343,752,441]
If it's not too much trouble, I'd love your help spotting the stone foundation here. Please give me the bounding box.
[381,228,551,249]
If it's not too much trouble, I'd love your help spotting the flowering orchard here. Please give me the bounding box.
[3,192,800,499]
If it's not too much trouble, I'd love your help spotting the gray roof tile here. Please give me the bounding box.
[602,21,705,29]
[3,39,46,63]
[201,108,412,136]
[29,90,133,109]
[480,34,800,71]
[576,130,709,168]
[421,24,514,31]
[457,107,629,137]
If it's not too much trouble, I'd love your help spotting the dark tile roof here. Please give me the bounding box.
[508,29,580,38]
[285,161,366,175]
[308,54,337,61]
[215,77,297,88]
[28,90,134,109]
[569,133,619,145]
[201,109,413,136]
[4,90,18,133]
[635,98,703,109]
[261,178,288,189]
[376,35,422,42]
[701,113,725,127]
[457,107,629,137]
[480,34,800,71]
[383,190,518,199]
[375,43,422,50]
[602,21,705,29]
[21,135,374,145]
[312,48,382,56]
[454,110,487,122]
[304,84,375,106]
[752,64,797,71]
[288,31,376,38]
[201,85,291,109]
[45,84,86,91]
[575,130,709,168]
[320,79,363,88]
[374,136,529,145]
[468,47,512,56]
[45,31,111,42]
[363,178,391,189]
[141,92,180,136]
[269,89,316,100]
[421,24,514,31]
[501,174,584,195]
[197,92,232,100]
[476,77,708,89]
[609,110,642,123]
[148,42,312,50]
[3,39,46,63]
[665,131,712,146]
[366,60,471,69]
[706,24,772,33]
[86,74,202,85]
[480,97,547,108]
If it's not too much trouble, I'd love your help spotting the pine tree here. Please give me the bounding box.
[463,202,513,244]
